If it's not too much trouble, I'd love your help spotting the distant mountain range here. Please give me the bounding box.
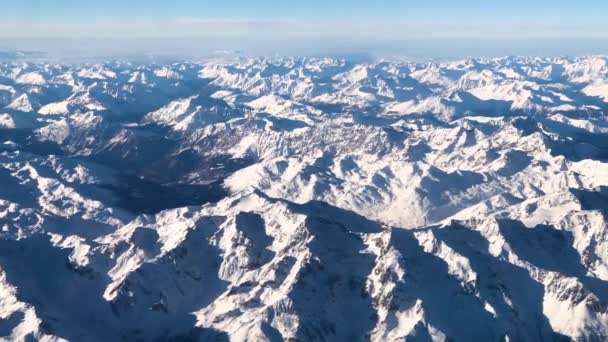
[0,56,607,341]
[0,50,46,61]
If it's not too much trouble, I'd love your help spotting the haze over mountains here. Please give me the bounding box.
[0,55,607,341]
[4,38,608,62]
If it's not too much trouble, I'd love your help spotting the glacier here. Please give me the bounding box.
[0,56,607,341]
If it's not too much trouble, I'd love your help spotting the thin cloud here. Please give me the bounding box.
[0,17,606,39]
[175,17,292,25]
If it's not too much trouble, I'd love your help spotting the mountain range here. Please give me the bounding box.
[0,56,607,341]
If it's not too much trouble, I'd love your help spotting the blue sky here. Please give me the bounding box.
[3,0,607,37]
[2,0,606,21]
[1,1,607,57]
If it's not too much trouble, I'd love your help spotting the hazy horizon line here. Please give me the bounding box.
[2,37,608,62]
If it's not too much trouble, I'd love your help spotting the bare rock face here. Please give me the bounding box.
[0,56,607,341]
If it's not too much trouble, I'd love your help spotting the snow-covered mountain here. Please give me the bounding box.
[0,56,607,341]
